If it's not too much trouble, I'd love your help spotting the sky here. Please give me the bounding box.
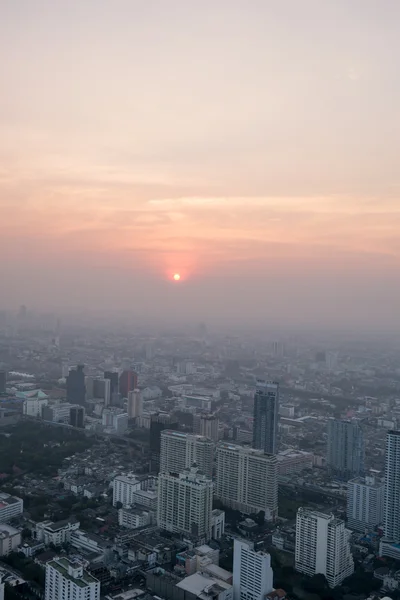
[1,0,400,330]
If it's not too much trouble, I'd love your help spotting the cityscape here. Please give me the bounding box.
[0,310,399,600]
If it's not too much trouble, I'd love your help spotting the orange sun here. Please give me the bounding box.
[173,273,181,281]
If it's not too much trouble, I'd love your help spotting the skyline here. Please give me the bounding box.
[1,1,400,330]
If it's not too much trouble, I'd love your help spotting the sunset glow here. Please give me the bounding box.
[1,1,399,328]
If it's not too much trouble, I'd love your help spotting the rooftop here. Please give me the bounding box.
[47,558,98,588]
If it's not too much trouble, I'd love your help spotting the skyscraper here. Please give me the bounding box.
[295,508,354,588]
[45,558,100,600]
[70,406,85,428]
[160,430,214,478]
[104,370,119,402]
[216,442,278,520]
[66,365,86,406]
[0,371,6,394]
[233,539,274,600]
[157,466,213,540]
[127,389,142,419]
[252,380,279,455]
[347,475,384,532]
[327,419,364,478]
[193,414,220,442]
[119,370,138,398]
[150,413,179,472]
[380,430,400,559]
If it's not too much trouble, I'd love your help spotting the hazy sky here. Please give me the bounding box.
[1,1,399,329]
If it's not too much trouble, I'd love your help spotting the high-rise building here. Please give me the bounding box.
[45,557,100,600]
[0,574,4,600]
[252,380,279,455]
[104,370,119,402]
[193,414,220,442]
[70,406,85,429]
[0,371,6,394]
[347,475,384,532]
[160,430,214,478]
[150,413,179,471]
[93,378,111,406]
[380,430,400,559]
[216,443,278,520]
[66,365,86,406]
[233,539,274,600]
[157,466,213,540]
[127,389,142,419]
[327,419,364,478]
[295,508,354,588]
[119,370,138,398]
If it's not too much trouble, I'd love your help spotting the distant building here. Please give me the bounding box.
[193,414,220,442]
[347,475,384,532]
[113,473,157,508]
[150,413,179,470]
[127,389,142,419]
[380,430,400,559]
[70,406,85,428]
[92,378,111,406]
[176,572,233,600]
[66,365,86,406]
[216,443,278,520]
[118,507,152,529]
[252,380,279,455]
[0,524,21,556]
[233,539,273,600]
[212,510,225,540]
[35,519,80,546]
[295,508,354,588]
[119,370,138,398]
[160,430,214,478]
[43,403,77,423]
[0,492,23,522]
[277,449,314,476]
[157,467,213,540]
[45,557,100,600]
[104,370,119,402]
[21,389,49,417]
[327,419,364,478]
[0,371,6,394]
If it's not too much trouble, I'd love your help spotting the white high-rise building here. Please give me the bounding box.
[127,389,142,418]
[160,430,214,479]
[233,539,273,600]
[216,443,278,520]
[113,473,142,507]
[347,476,384,532]
[45,557,100,600]
[380,430,400,559]
[157,466,213,540]
[295,508,354,588]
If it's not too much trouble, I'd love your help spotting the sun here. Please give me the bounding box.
[173,273,181,281]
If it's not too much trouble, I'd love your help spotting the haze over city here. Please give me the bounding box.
[1,1,400,330]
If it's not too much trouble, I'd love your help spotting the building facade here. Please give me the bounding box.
[157,467,213,540]
[0,493,23,522]
[0,525,21,556]
[45,558,100,600]
[216,443,278,520]
[380,430,400,558]
[66,365,86,406]
[127,389,142,418]
[347,476,384,532]
[327,419,364,478]
[295,508,354,588]
[160,430,214,478]
[252,380,279,455]
[233,539,273,600]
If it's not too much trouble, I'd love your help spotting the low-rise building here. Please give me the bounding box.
[118,507,152,529]
[0,493,23,522]
[277,450,314,476]
[35,519,80,546]
[0,524,21,556]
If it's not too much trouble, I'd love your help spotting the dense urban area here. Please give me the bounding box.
[0,308,400,600]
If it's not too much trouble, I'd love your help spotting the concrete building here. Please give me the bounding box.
[295,508,354,588]
[252,380,279,455]
[212,509,225,540]
[45,557,100,600]
[157,466,213,540]
[70,406,85,428]
[127,389,142,419]
[113,474,142,507]
[277,449,314,476]
[0,493,23,522]
[35,519,80,546]
[233,539,273,600]
[347,476,384,532]
[327,419,364,478]
[0,574,4,600]
[0,524,21,556]
[176,572,233,600]
[42,403,76,423]
[118,507,152,529]
[216,443,278,520]
[21,390,49,417]
[160,430,214,479]
[380,430,400,559]
[193,414,220,442]
[66,365,86,406]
